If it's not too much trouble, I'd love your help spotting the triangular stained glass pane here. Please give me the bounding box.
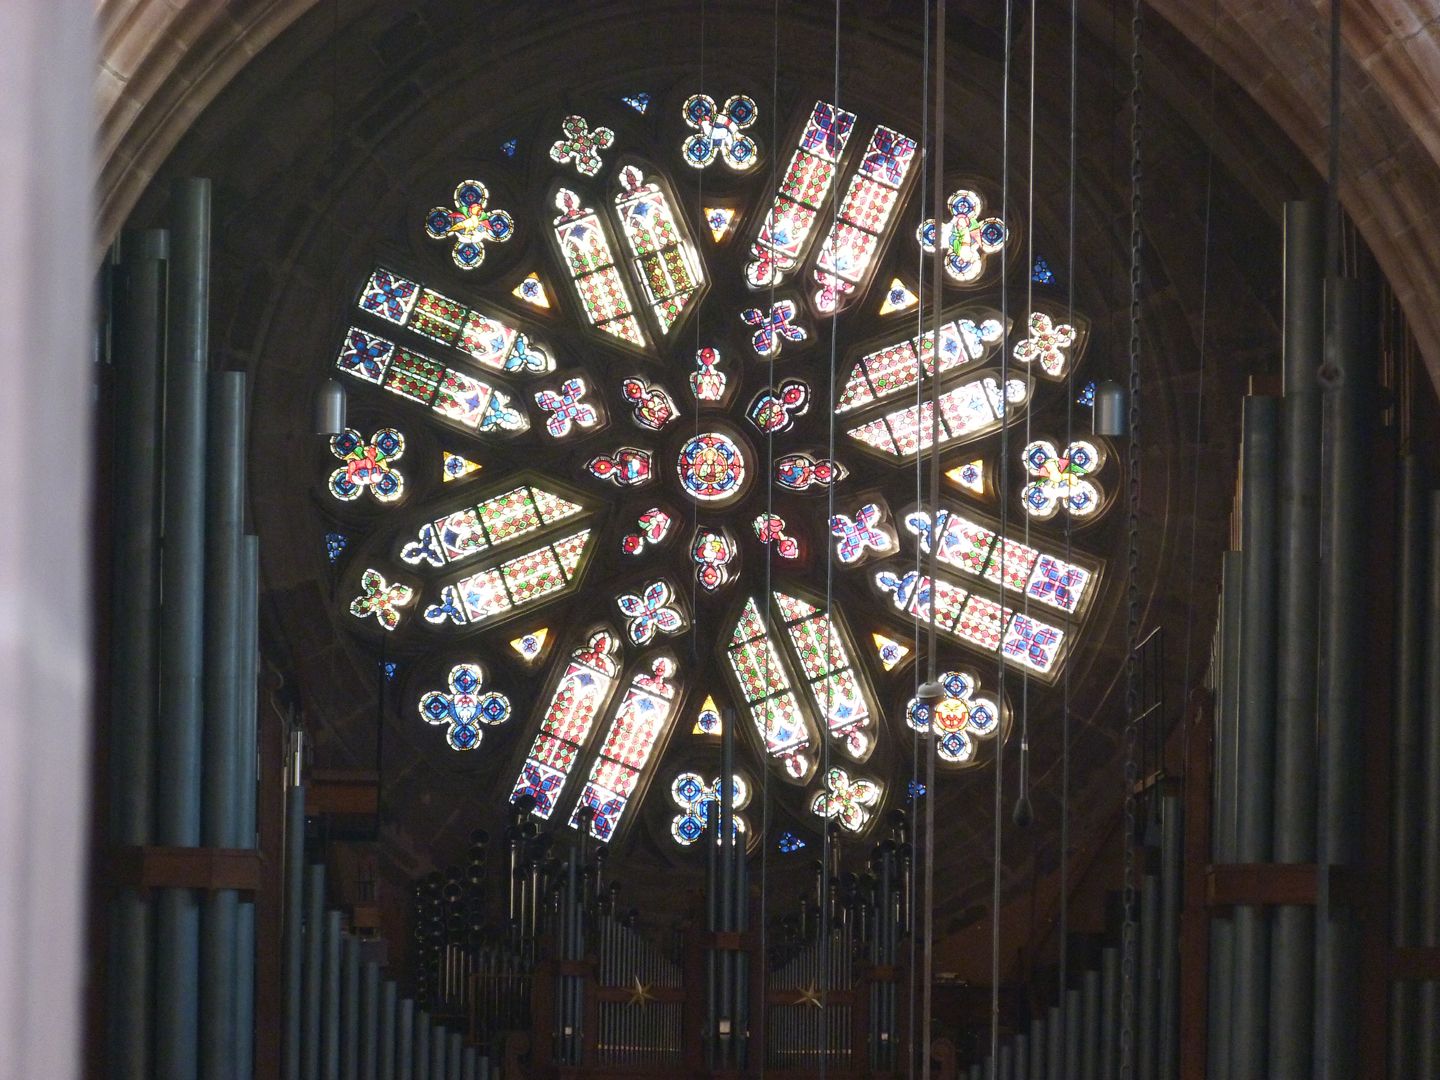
[945,459,985,495]
[513,272,551,309]
[441,451,482,482]
[693,694,722,735]
[704,207,736,242]
[510,628,549,664]
[878,278,918,315]
[872,632,911,671]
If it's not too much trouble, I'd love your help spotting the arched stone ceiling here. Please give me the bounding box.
[97,0,1440,390]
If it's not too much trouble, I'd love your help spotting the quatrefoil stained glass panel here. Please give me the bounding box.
[324,89,1108,846]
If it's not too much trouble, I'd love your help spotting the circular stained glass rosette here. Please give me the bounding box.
[676,431,747,502]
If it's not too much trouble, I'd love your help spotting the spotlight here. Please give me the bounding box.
[313,378,347,435]
[1093,379,1128,437]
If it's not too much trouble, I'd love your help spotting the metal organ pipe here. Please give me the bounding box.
[108,227,167,1080]
[1317,277,1370,1077]
[1209,551,1243,1080]
[303,865,325,1080]
[1159,794,1182,1076]
[1419,491,1440,1075]
[1387,458,1426,1072]
[1271,198,1324,1078]
[155,177,211,1080]
[397,997,413,1080]
[379,981,396,1080]
[200,370,245,1080]
[1231,395,1281,1078]
[235,534,260,1079]
[342,935,359,1078]
[323,910,342,1080]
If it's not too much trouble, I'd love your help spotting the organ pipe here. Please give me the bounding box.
[107,227,167,1080]
[155,177,211,1080]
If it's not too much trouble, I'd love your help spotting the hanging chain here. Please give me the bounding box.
[1118,0,1143,1074]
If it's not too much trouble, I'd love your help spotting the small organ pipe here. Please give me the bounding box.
[397,999,413,1080]
[303,866,324,1080]
[342,935,358,1079]
[1232,395,1280,1079]
[323,912,341,1080]
[379,981,396,1080]
[1082,967,1100,1080]
[1390,459,1425,1075]
[414,1011,429,1080]
[361,960,379,1080]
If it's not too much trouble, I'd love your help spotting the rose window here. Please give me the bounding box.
[321,92,1108,849]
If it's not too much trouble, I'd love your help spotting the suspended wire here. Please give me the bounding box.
[1178,0,1221,821]
[1118,0,1145,1072]
[921,1,948,1073]
[687,0,706,706]
[1058,0,1079,1022]
[817,2,843,1068]
[908,2,932,1066]
[990,0,1015,1066]
[757,1,780,1073]
[1014,0,1039,835]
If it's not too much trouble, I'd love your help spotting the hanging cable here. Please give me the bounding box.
[919,2,948,1074]
[1178,0,1220,821]
[749,2,781,1071]
[1117,0,1144,1073]
[908,3,932,1067]
[1058,0,1081,1016]
[816,4,843,1072]
[1013,0,1040,836]
[989,0,1015,1067]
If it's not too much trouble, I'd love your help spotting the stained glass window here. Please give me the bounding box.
[809,766,883,833]
[569,655,678,841]
[400,483,584,569]
[835,309,1005,415]
[668,772,750,846]
[906,669,1001,765]
[845,373,1031,460]
[512,630,621,819]
[613,165,704,335]
[725,597,815,779]
[745,100,857,288]
[327,90,1110,850]
[358,266,553,375]
[772,591,877,760]
[902,504,1098,616]
[551,188,646,347]
[871,566,1069,677]
[812,123,918,313]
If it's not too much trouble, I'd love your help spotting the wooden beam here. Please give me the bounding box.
[1387,947,1440,982]
[306,769,379,816]
[1205,862,1318,907]
[110,845,263,893]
